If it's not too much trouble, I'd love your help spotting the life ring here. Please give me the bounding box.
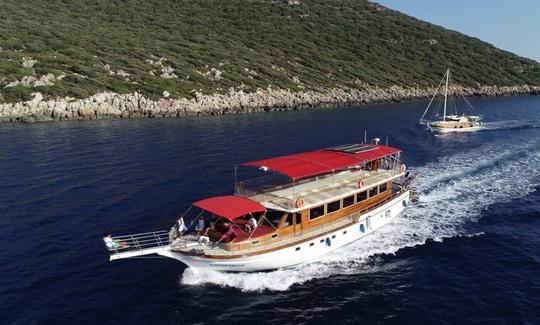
[295,197,304,208]
[358,179,365,188]
[400,164,406,173]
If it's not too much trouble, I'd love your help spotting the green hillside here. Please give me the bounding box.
[1,0,539,103]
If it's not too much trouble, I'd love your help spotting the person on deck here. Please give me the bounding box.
[103,232,130,250]
[244,216,258,233]
[195,217,206,238]
[177,213,188,236]
[218,224,237,243]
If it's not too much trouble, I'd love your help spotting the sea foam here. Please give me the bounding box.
[180,139,540,292]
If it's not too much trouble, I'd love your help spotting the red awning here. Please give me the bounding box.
[242,144,400,180]
[192,195,266,220]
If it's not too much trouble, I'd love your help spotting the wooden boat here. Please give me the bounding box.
[105,143,415,272]
[420,69,482,133]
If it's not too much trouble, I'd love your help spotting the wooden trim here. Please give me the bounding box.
[177,188,406,259]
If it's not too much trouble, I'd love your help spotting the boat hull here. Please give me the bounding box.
[427,124,483,133]
[160,190,410,272]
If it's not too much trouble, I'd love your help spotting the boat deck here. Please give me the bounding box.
[170,212,358,256]
[170,188,406,257]
[248,168,402,211]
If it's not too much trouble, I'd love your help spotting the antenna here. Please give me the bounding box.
[364,130,367,144]
[385,136,388,146]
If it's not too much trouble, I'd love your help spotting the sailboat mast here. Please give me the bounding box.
[443,69,449,121]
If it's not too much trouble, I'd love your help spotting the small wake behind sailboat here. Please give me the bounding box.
[420,69,482,133]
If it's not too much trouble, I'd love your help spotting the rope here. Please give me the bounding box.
[420,72,447,122]
[461,94,476,112]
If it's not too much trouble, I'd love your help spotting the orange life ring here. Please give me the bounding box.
[400,164,406,173]
[358,179,365,188]
[295,197,304,208]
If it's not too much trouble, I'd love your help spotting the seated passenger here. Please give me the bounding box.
[244,216,258,233]
[218,225,237,243]
[103,232,130,250]
[195,217,206,237]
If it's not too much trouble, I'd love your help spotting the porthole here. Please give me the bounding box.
[325,237,331,246]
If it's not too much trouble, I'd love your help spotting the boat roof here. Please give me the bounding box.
[242,144,401,180]
[192,195,266,220]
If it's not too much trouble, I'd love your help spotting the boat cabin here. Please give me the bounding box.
[169,143,407,256]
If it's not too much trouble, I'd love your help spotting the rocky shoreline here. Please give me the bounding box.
[1,84,539,123]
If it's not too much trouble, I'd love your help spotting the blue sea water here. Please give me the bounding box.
[0,96,539,324]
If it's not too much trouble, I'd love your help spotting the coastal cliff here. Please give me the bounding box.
[1,0,540,122]
[2,85,539,122]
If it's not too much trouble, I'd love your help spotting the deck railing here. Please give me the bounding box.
[171,188,408,256]
[107,230,170,254]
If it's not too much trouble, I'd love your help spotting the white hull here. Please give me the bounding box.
[428,124,483,133]
[159,190,410,272]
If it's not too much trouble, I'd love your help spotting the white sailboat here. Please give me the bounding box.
[420,69,482,133]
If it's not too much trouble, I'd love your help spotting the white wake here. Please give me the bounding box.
[180,139,540,292]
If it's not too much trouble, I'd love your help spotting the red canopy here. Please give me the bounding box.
[192,195,266,220]
[242,144,400,180]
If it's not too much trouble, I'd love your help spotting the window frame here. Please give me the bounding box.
[357,191,368,202]
[379,182,388,193]
[343,195,355,208]
[309,205,325,220]
[369,186,378,198]
[326,200,341,214]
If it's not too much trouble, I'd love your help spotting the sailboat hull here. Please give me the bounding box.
[427,124,483,133]
[419,69,482,132]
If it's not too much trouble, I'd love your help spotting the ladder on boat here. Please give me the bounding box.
[107,230,171,261]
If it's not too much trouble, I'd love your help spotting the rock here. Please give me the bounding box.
[31,92,43,104]
[22,57,37,68]
[78,106,95,119]
[0,84,539,122]
[5,73,65,88]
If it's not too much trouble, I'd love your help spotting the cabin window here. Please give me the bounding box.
[357,191,367,202]
[379,182,388,193]
[343,231,347,235]
[369,186,378,198]
[331,235,336,239]
[327,200,340,214]
[320,239,325,243]
[343,195,355,208]
[310,242,314,247]
[266,210,284,228]
[309,206,325,220]
[283,213,294,227]
[295,247,301,251]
